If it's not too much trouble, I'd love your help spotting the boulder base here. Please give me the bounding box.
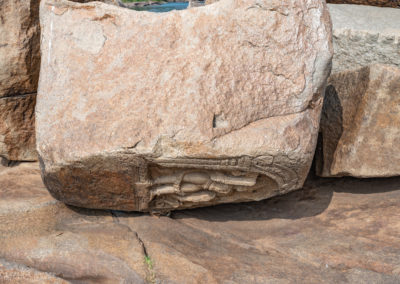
[317,64,400,177]
[0,0,40,162]
[37,0,332,212]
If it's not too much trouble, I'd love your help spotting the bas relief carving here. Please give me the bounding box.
[131,156,299,212]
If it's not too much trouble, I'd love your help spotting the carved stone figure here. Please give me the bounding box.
[37,0,332,212]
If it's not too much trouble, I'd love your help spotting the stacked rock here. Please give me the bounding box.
[0,0,40,164]
[316,4,400,177]
[0,0,120,165]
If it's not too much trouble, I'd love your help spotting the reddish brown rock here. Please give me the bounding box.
[1,163,400,283]
[0,0,41,98]
[0,94,37,163]
[37,0,332,212]
[317,64,400,177]
[0,0,121,164]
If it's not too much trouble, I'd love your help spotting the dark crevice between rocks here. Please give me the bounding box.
[110,210,148,256]
[0,157,37,167]
[0,92,37,100]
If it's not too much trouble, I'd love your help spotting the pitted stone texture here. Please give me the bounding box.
[317,64,400,178]
[329,4,400,73]
[37,0,332,211]
[328,0,399,7]
[0,0,41,98]
[0,94,37,162]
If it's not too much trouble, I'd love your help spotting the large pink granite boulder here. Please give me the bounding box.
[37,0,332,212]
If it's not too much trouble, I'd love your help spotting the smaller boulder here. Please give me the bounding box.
[317,64,400,177]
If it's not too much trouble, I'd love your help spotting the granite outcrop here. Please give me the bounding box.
[37,0,332,211]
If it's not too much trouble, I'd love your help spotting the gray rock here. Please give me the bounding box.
[329,4,400,73]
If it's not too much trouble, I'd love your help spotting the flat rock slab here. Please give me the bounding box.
[0,0,40,98]
[37,0,332,212]
[1,163,400,283]
[329,4,400,73]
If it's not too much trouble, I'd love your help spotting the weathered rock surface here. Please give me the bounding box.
[0,0,121,164]
[329,4,400,73]
[316,5,400,178]
[0,0,40,163]
[327,0,400,8]
[0,0,41,98]
[0,163,148,283]
[37,0,332,212]
[1,163,400,283]
[0,94,37,163]
[317,64,400,178]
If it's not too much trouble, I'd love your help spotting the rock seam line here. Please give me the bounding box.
[109,210,156,282]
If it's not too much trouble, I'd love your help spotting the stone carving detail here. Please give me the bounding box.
[150,169,258,209]
[128,156,299,212]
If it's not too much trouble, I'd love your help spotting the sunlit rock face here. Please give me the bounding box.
[317,65,400,178]
[329,4,400,73]
[316,5,400,178]
[37,0,332,212]
[0,0,119,164]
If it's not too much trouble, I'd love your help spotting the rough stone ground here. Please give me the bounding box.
[0,163,399,283]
